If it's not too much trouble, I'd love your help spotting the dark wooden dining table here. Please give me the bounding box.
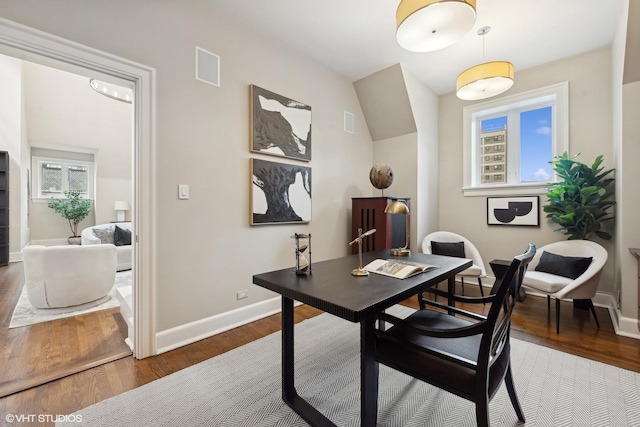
[253,249,472,427]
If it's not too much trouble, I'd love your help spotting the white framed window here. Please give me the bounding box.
[462,82,569,196]
[32,155,95,200]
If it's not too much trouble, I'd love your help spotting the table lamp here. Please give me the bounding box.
[114,200,130,222]
[384,200,410,256]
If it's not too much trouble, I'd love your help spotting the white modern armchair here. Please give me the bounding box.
[422,231,487,297]
[522,240,607,333]
[23,244,117,311]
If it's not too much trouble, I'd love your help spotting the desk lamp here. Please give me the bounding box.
[384,200,410,256]
[348,228,376,276]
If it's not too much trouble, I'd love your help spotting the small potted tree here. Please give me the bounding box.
[47,190,93,244]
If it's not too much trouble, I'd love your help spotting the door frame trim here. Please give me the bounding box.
[0,17,157,358]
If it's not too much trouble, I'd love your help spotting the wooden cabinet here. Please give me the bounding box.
[351,197,410,254]
[0,151,8,266]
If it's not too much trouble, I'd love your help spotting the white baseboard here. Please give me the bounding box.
[487,275,640,340]
[594,292,640,339]
[124,337,134,351]
[155,297,301,355]
[9,252,22,263]
[153,279,640,356]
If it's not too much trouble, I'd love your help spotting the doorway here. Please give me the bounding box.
[0,18,156,361]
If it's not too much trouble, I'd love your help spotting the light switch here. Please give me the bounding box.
[178,184,189,200]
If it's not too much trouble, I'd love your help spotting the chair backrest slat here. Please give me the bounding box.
[481,244,536,364]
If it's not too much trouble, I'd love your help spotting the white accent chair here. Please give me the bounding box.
[523,240,607,333]
[22,244,117,310]
[81,222,132,271]
[422,231,487,297]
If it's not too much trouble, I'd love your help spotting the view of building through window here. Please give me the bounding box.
[479,120,507,184]
[33,155,93,199]
[479,106,552,185]
[40,162,89,195]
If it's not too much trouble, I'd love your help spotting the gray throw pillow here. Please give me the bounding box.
[93,226,115,244]
[113,225,132,246]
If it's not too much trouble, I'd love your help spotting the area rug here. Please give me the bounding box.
[9,270,131,328]
[58,305,640,427]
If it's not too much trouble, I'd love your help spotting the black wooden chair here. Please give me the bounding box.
[375,244,536,427]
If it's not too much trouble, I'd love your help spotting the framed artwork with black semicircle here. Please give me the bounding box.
[487,196,539,226]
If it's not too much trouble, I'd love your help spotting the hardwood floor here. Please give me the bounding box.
[0,263,132,400]
[405,283,640,373]
[0,270,638,426]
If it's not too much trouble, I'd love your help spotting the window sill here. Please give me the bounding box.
[31,197,72,203]
[462,183,550,197]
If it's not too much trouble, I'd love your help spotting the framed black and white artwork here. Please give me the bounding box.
[487,196,540,226]
[251,158,311,225]
[250,85,311,162]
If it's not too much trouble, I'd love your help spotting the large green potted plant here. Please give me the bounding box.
[47,190,93,244]
[543,152,615,240]
[543,152,615,309]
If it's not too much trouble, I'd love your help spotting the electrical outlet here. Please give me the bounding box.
[236,290,248,300]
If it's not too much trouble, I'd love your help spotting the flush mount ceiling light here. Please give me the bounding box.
[89,79,133,104]
[396,0,476,53]
[456,26,514,100]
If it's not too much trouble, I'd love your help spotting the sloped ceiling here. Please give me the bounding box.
[353,64,416,142]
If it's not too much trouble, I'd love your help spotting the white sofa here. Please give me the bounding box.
[23,244,117,310]
[81,222,132,271]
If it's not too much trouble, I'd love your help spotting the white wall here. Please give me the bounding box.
[402,66,439,247]
[372,133,418,247]
[619,81,640,327]
[0,0,373,332]
[612,0,627,309]
[439,47,616,294]
[28,147,97,240]
[23,62,132,238]
[355,64,439,252]
[20,66,29,251]
[611,0,640,334]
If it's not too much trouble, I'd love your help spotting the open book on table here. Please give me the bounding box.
[363,259,438,279]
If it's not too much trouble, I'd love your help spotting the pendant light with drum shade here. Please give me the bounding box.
[396,0,476,52]
[456,26,514,100]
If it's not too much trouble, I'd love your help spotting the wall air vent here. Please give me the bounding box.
[195,46,220,87]
[344,111,354,134]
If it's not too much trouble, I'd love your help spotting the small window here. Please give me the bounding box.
[32,156,94,199]
[462,82,569,196]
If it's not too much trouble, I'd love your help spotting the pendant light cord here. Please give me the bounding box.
[478,26,491,62]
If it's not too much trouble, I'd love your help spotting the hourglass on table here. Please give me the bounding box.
[294,233,311,275]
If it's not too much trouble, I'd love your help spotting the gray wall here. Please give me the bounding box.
[24,62,133,231]
[0,0,373,331]
[355,64,440,252]
[2,1,636,337]
[439,47,616,294]
[614,0,640,331]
